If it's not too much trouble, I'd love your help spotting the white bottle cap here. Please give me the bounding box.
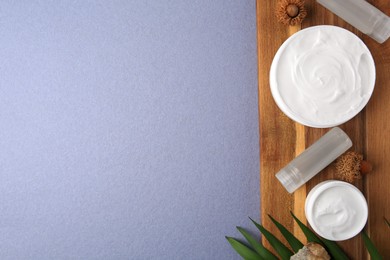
[276,166,303,194]
[369,16,390,44]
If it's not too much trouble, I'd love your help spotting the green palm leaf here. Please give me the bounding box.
[236,227,278,260]
[250,217,293,260]
[226,236,261,260]
[290,212,349,260]
[362,232,383,260]
[268,214,303,253]
[227,213,385,260]
[290,212,322,245]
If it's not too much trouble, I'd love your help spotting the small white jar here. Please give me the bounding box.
[305,180,368,241]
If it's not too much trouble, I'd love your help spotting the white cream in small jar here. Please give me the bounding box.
[270,25,376,127]
[305,180,368,241]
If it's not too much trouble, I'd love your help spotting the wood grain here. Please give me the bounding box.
[257,0,390,258]
[257,0,299,250]
[364,2,390,257]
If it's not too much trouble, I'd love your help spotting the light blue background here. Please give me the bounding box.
[0,1,259,259]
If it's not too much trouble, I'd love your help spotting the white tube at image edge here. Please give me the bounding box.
[276,127,352,193]
[316,0,390,43]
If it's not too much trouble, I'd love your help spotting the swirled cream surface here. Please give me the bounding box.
[305,181,368,241]
[270,26,375,127]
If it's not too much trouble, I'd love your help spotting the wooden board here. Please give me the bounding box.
[257,0,390,258]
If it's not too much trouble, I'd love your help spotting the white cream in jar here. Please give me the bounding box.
[270,25,376,127]
[305,180,368,241]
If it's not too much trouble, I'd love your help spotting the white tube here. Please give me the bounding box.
[316,0,390,43]
[276,127,352,193]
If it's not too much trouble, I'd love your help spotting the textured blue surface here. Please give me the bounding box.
[0,1,259,259]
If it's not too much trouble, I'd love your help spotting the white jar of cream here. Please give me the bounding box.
[305,180,368,241]
[270,25,376,128]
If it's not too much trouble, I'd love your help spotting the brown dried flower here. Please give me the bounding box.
[335,151,372,183]
[276,0,307,26]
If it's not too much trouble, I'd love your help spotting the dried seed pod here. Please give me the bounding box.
[276,0,307,26]
[291,242,331,260]
[335,151,373,183]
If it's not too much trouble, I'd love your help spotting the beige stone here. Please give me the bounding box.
[290,242,331,260]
